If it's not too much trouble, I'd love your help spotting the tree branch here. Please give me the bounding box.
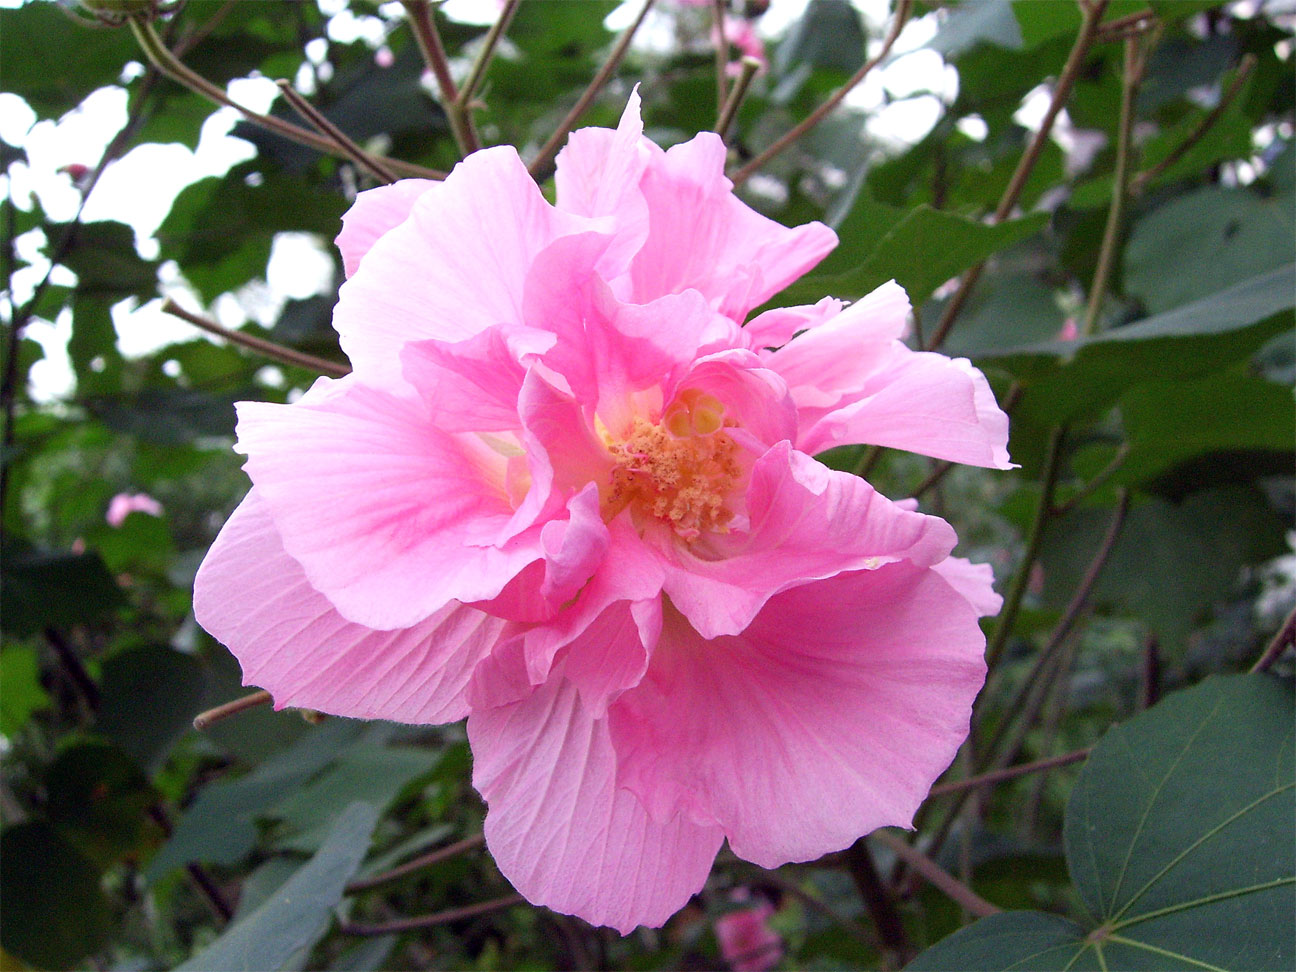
[161,298,350,378]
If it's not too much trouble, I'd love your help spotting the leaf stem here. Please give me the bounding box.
[716,57,762,142]
[984,426,1067,671]
[713,0,730,111]
[401,0,480,156]
[930,746,1092,797]
[192,689,273,730]
[339,893,525,935]
[730,0,913,186]
[1251,602,1296,673]
[274,80,399,184]
[1131,54,1256,194]
[458,0,519,110]
[528,0,656,180]
[871,831,1000,919]
[926,0,1111,351]
[128,16,444,181]
[162,298,351,378]
[346,834,485,893]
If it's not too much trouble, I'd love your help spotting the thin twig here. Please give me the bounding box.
[458,0,520,109]
[192,689,273,731]
[1050,443,1129,517]
[984,427,1066,671]
[929,747,1091,797]
[339,894,525,935]
[1093,7,1156,41]
[712,0,730,111]
[926,0,1111,351]
[844,839,910,958]
[1251,603,1296,673]
[1131,53,1256,194]
[912,461,954,501]
[274,81,398,184]
[128,16,444,181]
[346,834,486,893]
[1139,634,1161,709]
[716,57,761,141]
[871,831,1000,919]
[528,0,656,179]
[1083,31,1153,336]
[162,299,350,378]
[148,806,235,922]
[730,0,913,186]
[402,0,479,155]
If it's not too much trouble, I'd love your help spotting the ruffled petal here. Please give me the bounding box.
[797,345,1015,468]
[401,328,531,433]
[625,132,837,320]
[469,675,724,934]
[932,556,1003,617]
[194,490,506,723]
[336,178,438,278]
[742,296,843,350]
[237,375,541,629]
[608,562,987,867]
[333,146,603,386]
[661,444,956,638]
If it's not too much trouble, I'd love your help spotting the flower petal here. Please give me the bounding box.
[626,132,837,320]
[609,562,987,867]
[237,376,540,629]
[797,345,1014,468]
[661,444,956,638]
[194,489,506,723]
[336,178,438,278]
[469,674,724,934]
[333,147,602,386]
[932,556,1003,617]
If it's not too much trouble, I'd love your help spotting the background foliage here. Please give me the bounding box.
[1,0,1293,969]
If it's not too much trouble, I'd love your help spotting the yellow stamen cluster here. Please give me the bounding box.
[604,391,740,541]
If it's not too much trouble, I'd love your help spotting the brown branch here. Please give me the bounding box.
[713,0,730,111]
[339,893,525,935]
[716,57,762,142]
[193,689,273,731]
[528,0,656,180]
[730,0,913,186]
[926,0,1112,350]
[1252,603,1296,673]
[1050,443,1129,517]
[1131,54,1256,194]
[1093,7,1156,41]
[458,0,520,108]
[871,831,1000,918]
[274,80,398,184]
[401,0,479,155]
[844,839,910,957]
[148,806,234,923]
[929,747,1092,797]
[346,834,485,893]
[161,299,350,378]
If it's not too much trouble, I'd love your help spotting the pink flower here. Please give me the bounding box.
[194,92,1010,934]
[717,19,767,76]
[106,492,163,527]
[716,891,782,971]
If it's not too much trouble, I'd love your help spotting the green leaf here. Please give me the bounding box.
[270,743,439,852]
[59,220,158,296]
[96,645,206,771]
[85,387,247,445]
[908,675,1295,971]
[0,543,125,637]
[785,206,1047,307]
[1116,367,1295,489]
[986,264,1296,425]
[147,718,365,878]
[931,0,1022,57]
[176,802,379,972]
[0,645,51,735]
[0,822,112,969]
[1125,186,1295,316]
[46,739,161,866]
[775,0,867,77]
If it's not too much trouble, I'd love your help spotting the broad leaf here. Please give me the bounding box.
[908,675,1295,971]
[176,802,378,972]
[0,543,125,637]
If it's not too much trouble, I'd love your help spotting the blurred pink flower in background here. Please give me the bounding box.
[715,891,782,971]
[718,19,767,75]
[195,92,1010,934]
[106,492,163,527]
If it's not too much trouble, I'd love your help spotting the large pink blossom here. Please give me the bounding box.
[194,92,1010,934]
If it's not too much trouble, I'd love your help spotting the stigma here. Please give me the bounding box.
[603,390,741,541]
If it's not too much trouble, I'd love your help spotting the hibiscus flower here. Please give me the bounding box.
[194,91,1010,934]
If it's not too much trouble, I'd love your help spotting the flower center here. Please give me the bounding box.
[603,390,741,541]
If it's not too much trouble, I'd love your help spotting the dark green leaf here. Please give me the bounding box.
[85,387,246,445]
[176,802,379,972]
[46,739,161,866]
[909,675,1295,970]
[775,0,867,77]
[0,543,125,637]
[96,645,206,771]
[59,220,158,296]
[0,2,134,117]
[0,645,51,736]
[0,822,111,969]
